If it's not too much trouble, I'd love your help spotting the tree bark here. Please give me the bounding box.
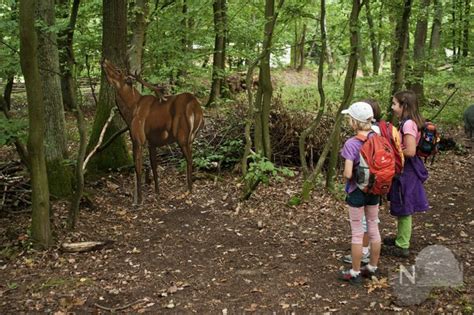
[19,0,53,248]
[128,0,149,79]
[87,0,131,172]
[462,0,470,57]
[36,0,72,198]
[299,0,327,178]
[58,0,80,112]
[429,0,442,55]
[407,0,430,105]
[326,0,361,191]
[389,0,412,116]
[365,0,380,75]
[296,23,306,72]
[254,0,283,159]
[207,0,227,107]
[3,76,14,111]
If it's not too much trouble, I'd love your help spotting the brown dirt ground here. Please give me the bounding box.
[0,131,473,313]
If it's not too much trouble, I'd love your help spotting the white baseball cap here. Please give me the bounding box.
[341,101,374,122]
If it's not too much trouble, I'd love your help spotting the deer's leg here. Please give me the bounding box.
[179,143,193,192]
[132,141,143,205]
[148,145,159,198]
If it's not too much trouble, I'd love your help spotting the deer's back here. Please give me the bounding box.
[142,93,203,146]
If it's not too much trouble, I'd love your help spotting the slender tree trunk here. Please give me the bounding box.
[389,0,412,116]
[87,0,131,172]
[254,0,283,159]
[3,76,14,111]
[58,0,80,112]
[19,0,53,248]
[128,0,149,79]
[36,0,72,198]
[291,22,298,69]
[365,0,380,75]
[326,0,361,191]
[207,0,227,107]
[451,0,457,58]
[462,0,470,57]
[296,23,306,72]
[407,0,430,105]
[299,0,327,178]
[429,0,442,55]
[359,44,370,77]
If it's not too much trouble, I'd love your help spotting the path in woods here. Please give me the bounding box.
[0,133,472,313]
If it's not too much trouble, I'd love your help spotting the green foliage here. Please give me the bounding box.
[0,1,20,79]
[287,195,302,206]
[192,139,243,171]
[0,116,27,146]
[244,152,294,186]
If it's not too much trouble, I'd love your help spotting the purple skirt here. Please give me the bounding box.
[388,156,429,216]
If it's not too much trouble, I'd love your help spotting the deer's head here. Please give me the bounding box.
[102,58,133,90]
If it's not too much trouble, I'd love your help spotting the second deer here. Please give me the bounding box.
[102,59,204,205]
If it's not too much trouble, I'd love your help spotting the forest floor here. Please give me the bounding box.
[0,127,473,313]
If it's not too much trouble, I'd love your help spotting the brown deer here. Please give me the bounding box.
[102,59,204,205]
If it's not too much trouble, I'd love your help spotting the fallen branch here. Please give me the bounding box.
[82,107,117,171]
[429,87,459,121]
[94,299,147,312]
[60,240,113,253]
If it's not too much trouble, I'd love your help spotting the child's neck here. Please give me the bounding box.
[356,130,371,137]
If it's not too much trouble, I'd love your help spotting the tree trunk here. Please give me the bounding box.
[462,0,470,57]
[326,0,361,191]
[389,0,412,116]
[451,0,457,58]
[254,0,282,159]
[407,0,430,105]
[429,0,442,56]
[296,23,306,72]
[36,0,72,198]
[87,0,131,172]
[359,44,370,77]
[207,0,227,107]
[19,0,53,248]
[365,0,380,75]
[58,0,80,112]
[3,76,14,111]
[299,0,327,178]
[128,0,149,79]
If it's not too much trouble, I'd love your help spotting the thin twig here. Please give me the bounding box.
[83,108,117,171]
[429,87,459,121]
[85,54,98,106]
[94,299,147,312]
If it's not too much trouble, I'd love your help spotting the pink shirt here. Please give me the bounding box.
[401,119,421,148]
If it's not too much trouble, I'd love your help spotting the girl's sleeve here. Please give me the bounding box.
[402,120,418,138]
[341,139,358,161]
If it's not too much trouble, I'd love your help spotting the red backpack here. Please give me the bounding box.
[379,120,405,175]
[355,132,396,195]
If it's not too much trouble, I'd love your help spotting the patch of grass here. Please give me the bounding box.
[36,276,93,292]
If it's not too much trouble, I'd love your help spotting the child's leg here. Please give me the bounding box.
[365,204,381,267]
[396,215,412,249]
[361,216,369,254]
[349,206,365,271]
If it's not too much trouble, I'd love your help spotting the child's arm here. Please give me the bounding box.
[402,134,417,157]
[343,159,354,180]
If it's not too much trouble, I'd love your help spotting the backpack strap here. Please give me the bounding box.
[355,131,375,143]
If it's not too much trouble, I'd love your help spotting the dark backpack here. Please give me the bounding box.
[379,120,405,175]
[355,132,396,195]
[416,121,440,164]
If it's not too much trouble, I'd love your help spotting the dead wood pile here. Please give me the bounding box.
[0,161,30,213]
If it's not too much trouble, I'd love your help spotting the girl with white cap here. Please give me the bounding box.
[339,101,382,285]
